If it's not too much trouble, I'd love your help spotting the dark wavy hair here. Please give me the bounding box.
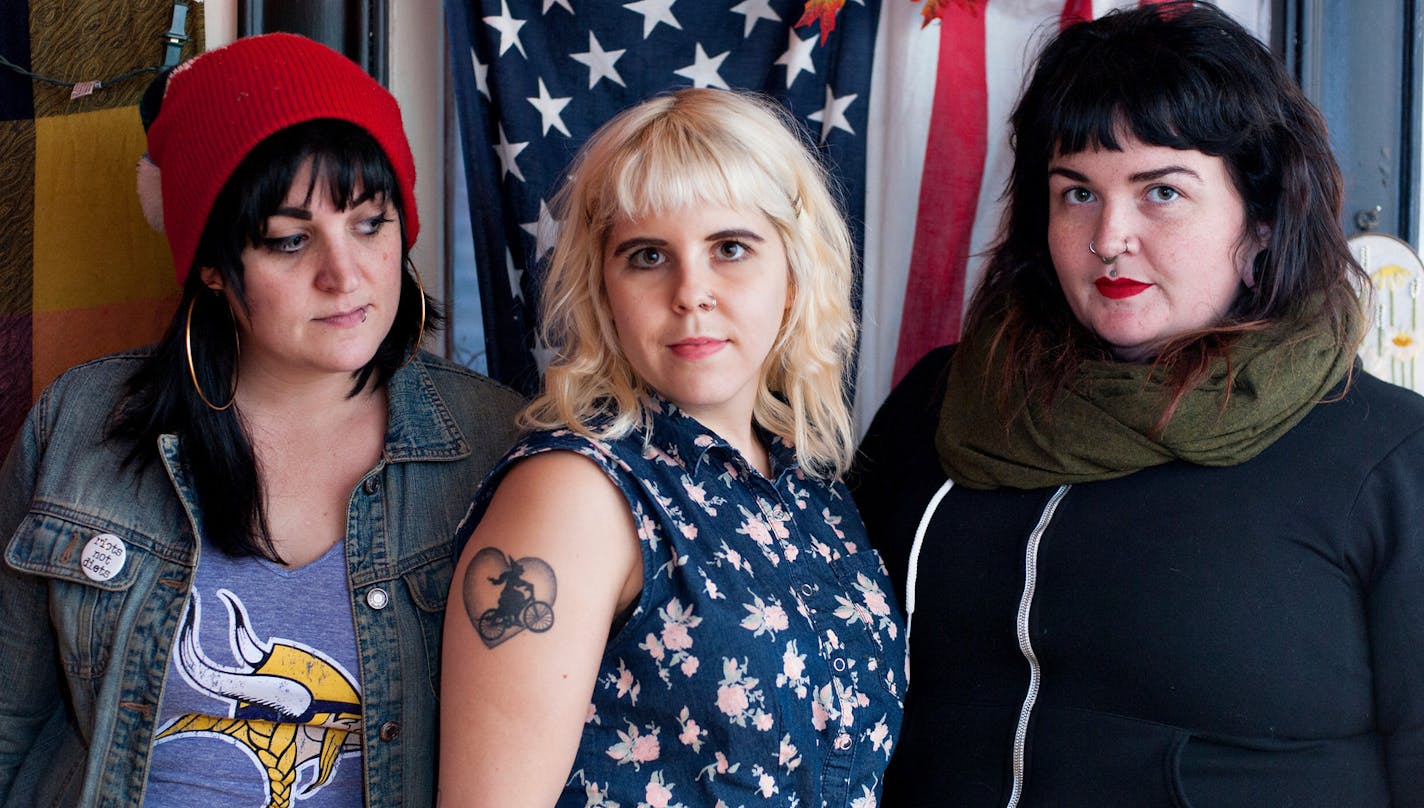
[110,119,442,561]
[966,1,1363,428]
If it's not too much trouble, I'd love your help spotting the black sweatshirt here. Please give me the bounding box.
[850,346,1424,807]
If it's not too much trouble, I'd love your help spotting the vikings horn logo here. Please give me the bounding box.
[156,590,362,808]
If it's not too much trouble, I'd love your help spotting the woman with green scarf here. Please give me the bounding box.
[850,3,1422,806]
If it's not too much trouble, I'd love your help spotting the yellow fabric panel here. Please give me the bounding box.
[32,105,176,313]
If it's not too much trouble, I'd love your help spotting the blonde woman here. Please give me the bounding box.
[440,88,905,807]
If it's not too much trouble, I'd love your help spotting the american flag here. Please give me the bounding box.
[445,0,1270,423]
[446,0,882,394]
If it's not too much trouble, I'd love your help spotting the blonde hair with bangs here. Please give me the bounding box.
[522,88,857,479]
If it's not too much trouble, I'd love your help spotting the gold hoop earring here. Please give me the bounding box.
[399,264,427,370]
[185,294,239,411]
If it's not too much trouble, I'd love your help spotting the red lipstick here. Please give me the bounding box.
[1094,277,1152,299]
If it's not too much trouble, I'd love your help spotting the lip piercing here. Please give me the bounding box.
[1089,240,1123,266]
[360,308,369,323]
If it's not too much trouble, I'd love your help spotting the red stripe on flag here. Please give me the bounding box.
[891,1,988,383]
[1061,0,1093,28]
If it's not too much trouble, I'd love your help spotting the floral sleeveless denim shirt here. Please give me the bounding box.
[462,399,906,807]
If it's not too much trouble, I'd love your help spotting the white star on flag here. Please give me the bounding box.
[484,0,528,58]
[807,86,858,144]
[527,80,572,137]
[493,124,528,181]
[543,0,573,13]
[505,248,524,303]
[520,200,560,258]
[730,0,780,38]
[624,0,681,39]
[674,44,731,90]
[571,32,627,89]
[470,49,490,99]
[775,29,817,89]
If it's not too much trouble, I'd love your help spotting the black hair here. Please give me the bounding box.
[967,1,1362,425]
[109,119,442,562]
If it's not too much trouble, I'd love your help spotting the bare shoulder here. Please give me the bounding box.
[483,449,631,531]
[456,448,643,630]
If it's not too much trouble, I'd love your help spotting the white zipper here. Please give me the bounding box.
[1005,484,1071,808]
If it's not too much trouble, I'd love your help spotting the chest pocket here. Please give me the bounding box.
[401,554,456,697]
[827,548,908,705]
[6,505,164,691]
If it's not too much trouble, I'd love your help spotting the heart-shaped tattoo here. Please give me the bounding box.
[463,547,558,648]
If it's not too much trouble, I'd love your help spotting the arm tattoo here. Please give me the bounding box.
[463,547,558,649]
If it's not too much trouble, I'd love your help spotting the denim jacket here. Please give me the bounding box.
[0,349,523,807]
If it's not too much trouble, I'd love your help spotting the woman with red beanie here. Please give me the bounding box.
[0,33,522,806]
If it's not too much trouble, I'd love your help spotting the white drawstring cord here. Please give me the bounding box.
[903,477,955,684]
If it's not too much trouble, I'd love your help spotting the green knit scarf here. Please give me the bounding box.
[937,309,1360,490]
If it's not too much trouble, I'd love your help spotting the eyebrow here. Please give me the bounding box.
[708,228,766,243]
[1048,167,1090,182]
[610,236,666,257]
[1128,165,1201,183]
[610,228,767,257]
[1048,165,1203,184]
[270,206,313,221]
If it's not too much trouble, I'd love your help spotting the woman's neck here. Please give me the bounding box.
[234,364,371,420]
[237,377,390,569]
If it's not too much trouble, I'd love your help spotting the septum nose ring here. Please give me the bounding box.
[1088,240,1120,266]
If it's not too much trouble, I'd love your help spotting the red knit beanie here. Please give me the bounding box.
[146,33,418,286]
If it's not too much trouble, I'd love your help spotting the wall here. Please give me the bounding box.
[1,1,206,457]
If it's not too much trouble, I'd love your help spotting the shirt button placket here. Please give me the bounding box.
[821,729,855,805]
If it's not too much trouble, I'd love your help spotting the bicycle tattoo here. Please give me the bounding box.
[463,547,558,648]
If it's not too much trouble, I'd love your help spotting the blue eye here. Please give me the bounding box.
[1149,185,1180,202]
[360,215,394,235]
[262,233,307,253]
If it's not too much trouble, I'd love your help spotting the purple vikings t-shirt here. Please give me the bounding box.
[145,535,363,806]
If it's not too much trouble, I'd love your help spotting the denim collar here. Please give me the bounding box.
[382,358,472,463]
[155,358,471,557]
[639,393,797,479]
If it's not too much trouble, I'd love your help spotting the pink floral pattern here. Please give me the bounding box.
[476,398,905,806]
